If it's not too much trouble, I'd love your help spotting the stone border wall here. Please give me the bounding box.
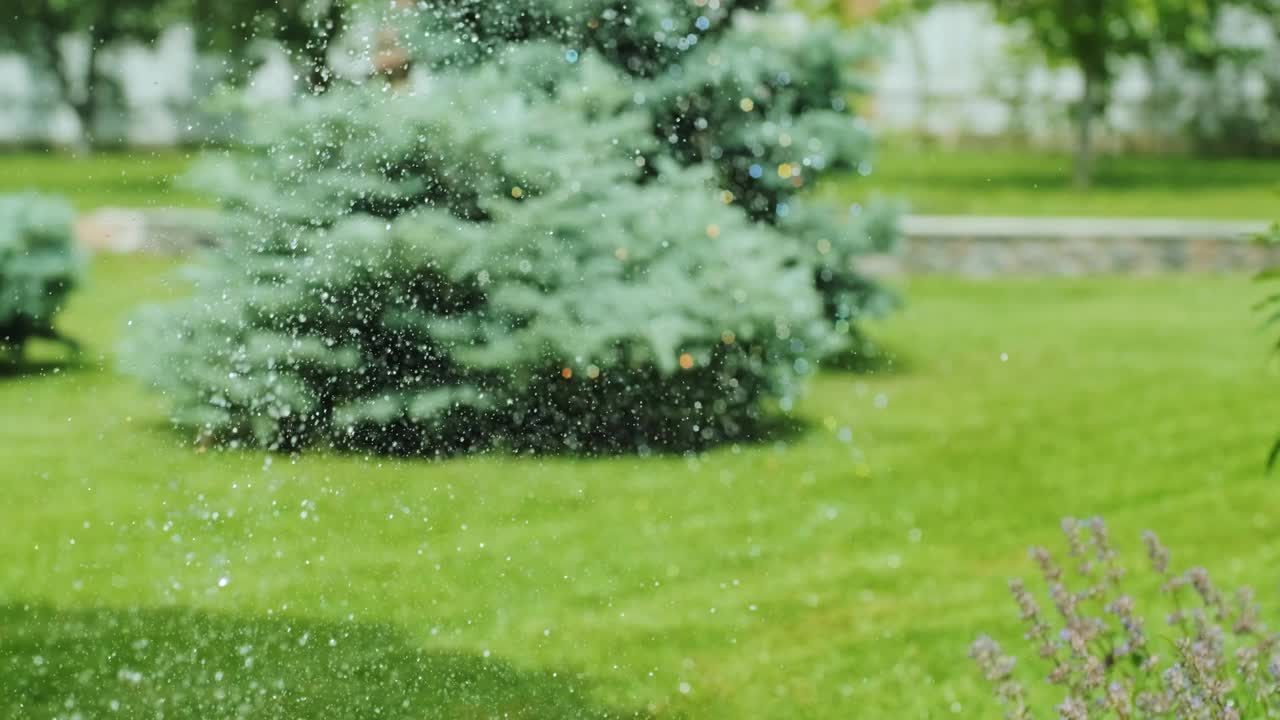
[76,209,1277,276]
[861,216,1277,276]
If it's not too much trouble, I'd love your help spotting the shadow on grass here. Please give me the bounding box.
[0,359,85,380]
[141,411,818,463]
[0,335,86,379]
[0,603,647,720]
[819,342,908,376]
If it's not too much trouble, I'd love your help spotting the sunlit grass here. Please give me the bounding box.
[832,142,1280,219]
[2,255,1279,717]
[3,146,1278,220]
[0,150,211,211]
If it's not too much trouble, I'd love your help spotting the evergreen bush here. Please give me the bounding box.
[400,1,899,332]
[0,193,82,357]
[126,2,893,454]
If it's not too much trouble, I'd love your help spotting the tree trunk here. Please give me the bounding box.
[303,1,347,94]
[1073,71,1098,190]
[306,54,332,94]
[38,31,86,150]
[77,41,99,149]
[59,33,103,150]
[905,24,932,132]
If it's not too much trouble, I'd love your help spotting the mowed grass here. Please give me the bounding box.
[3,147,1279,219]
[4,255,1280,718]
[0,150,210,210]
[833,142,1280,219]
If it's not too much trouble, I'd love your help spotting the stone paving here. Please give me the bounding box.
[75,208,220,255]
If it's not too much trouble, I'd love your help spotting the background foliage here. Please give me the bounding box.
[976,0,1279,186]
[0,0,177,145]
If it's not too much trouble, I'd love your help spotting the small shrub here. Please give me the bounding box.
[0,193,82,357]
[971,517,1279,719]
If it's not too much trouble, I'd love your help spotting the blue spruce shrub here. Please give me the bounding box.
[398,2,900,337]
[399,0,763,76]
[126,62,835,454]
[0,194,83,357]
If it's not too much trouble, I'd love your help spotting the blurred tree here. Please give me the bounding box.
[1177,1,1280,156]
[185,0,351,94]
[0,0,173,146]
[980,0,1263,188]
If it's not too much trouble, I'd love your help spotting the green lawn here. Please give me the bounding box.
[4,256,1280,717]
[2,147,1278,219]
[0,150,210,211]
[834,143,1280,219]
